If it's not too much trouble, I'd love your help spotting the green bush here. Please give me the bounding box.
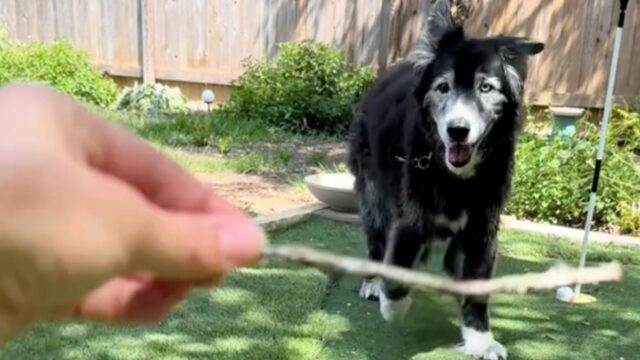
[115,83,189,114]
[619,202,640,235]
[221,40,376,136]
[0,37,118,106]
[506,123,640,235]
[608,105,640,154]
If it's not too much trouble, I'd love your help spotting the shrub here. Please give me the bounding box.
[619,202,640,235]
[217,136,233,157]
[221,40,376,136]
[570,104,640,154]
[0,37,118,106]
[277,147,292,166]
[608,105,640,154]
[115,83,189,114]
[506,125,640,235]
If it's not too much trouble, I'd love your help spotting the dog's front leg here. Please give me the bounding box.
[447,219,507,360]
[378,218,428,322]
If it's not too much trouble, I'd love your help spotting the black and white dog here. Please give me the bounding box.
[347,1,543,359]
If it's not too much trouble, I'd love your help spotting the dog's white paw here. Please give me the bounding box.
[359,278,381,300]
[379,291,412,322]
[459,327,507,360]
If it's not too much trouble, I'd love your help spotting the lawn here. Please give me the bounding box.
[1,218,638,360]
[102,110,348,187]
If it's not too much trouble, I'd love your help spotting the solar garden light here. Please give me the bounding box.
[201,89,215,112]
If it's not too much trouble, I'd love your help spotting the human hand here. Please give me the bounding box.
[0,84,265,344]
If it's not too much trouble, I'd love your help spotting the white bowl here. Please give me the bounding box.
[304,173,359,212]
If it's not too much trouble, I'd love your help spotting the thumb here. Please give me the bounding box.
[130,203,266,281]
[85,165,266,282]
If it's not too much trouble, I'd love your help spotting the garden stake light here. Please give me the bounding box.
[201,89,215,112]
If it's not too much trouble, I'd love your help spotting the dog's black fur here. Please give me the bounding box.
[347,1,543,358]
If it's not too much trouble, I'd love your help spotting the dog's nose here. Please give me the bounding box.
[447,125,470,142]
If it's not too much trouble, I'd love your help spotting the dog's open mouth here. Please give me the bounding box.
[447,143,472,167]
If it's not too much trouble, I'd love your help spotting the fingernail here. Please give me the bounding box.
[215,215,267,268]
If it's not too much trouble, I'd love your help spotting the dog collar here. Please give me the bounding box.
[395,153,432,170]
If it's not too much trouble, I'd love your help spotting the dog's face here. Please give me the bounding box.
[412,1,543,178]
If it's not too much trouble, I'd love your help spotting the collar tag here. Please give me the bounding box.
[395,153,432,170]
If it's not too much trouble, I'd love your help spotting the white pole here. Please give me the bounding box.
[574,0,628,296]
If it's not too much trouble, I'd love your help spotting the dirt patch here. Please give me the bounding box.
[196,173,316,216]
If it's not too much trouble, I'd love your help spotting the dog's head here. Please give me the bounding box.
[412,0,543,178]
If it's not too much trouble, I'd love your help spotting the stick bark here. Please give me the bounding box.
[263,245,622,296]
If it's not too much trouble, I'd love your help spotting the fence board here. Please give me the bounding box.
[0,0,638,108]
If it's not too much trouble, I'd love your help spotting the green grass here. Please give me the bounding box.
[149,145,292,176]
[104,108,332,149]
[105,110,328,176]
[287,177,308,193]
[305,151,329,167]
[106,109,285,147]
[155,145,228,174]
[101,109,343,177]
[3,219,639,359]
[228,153,291,175]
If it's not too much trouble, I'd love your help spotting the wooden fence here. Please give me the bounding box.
[0,0,638,108]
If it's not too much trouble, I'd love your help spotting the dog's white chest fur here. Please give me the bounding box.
[434,211,468,233]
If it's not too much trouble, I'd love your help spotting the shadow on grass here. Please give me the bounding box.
[1,219,638,360]
[306,220,640,360]
[320,254,640,360]
[0,260,343,360]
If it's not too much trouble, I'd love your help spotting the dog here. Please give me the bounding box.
[346,0,543,359]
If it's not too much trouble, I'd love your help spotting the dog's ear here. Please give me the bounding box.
[412,0,456,104]
[412,0,455,68]
[500,38,545,99]
[503,39,544,62]
[426,0,454,42]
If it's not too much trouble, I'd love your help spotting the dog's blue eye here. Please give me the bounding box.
[436,83,450,94]
[479,83,494,93]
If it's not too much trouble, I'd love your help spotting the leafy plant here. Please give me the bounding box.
[506,123,640,235]
[217,136,234,157]
[221,40,376,136]
[305,150,328,166]
[0,37,118,106]
[312,162,349,174]
[608,105,640,154]
[619,202,640,235]
[277,147,292,166]
[115,83,188,114]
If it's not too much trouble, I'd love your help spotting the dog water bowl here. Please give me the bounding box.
[550,107,584,138]
[304,173,359,212]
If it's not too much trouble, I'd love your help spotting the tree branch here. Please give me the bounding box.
[263,245,622,296]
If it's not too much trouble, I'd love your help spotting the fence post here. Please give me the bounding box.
[141,0,156,84]
[295,0,308,40]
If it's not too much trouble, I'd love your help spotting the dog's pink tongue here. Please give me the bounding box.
[448,144,472,167]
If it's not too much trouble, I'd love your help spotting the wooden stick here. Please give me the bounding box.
[263,245,623,296]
